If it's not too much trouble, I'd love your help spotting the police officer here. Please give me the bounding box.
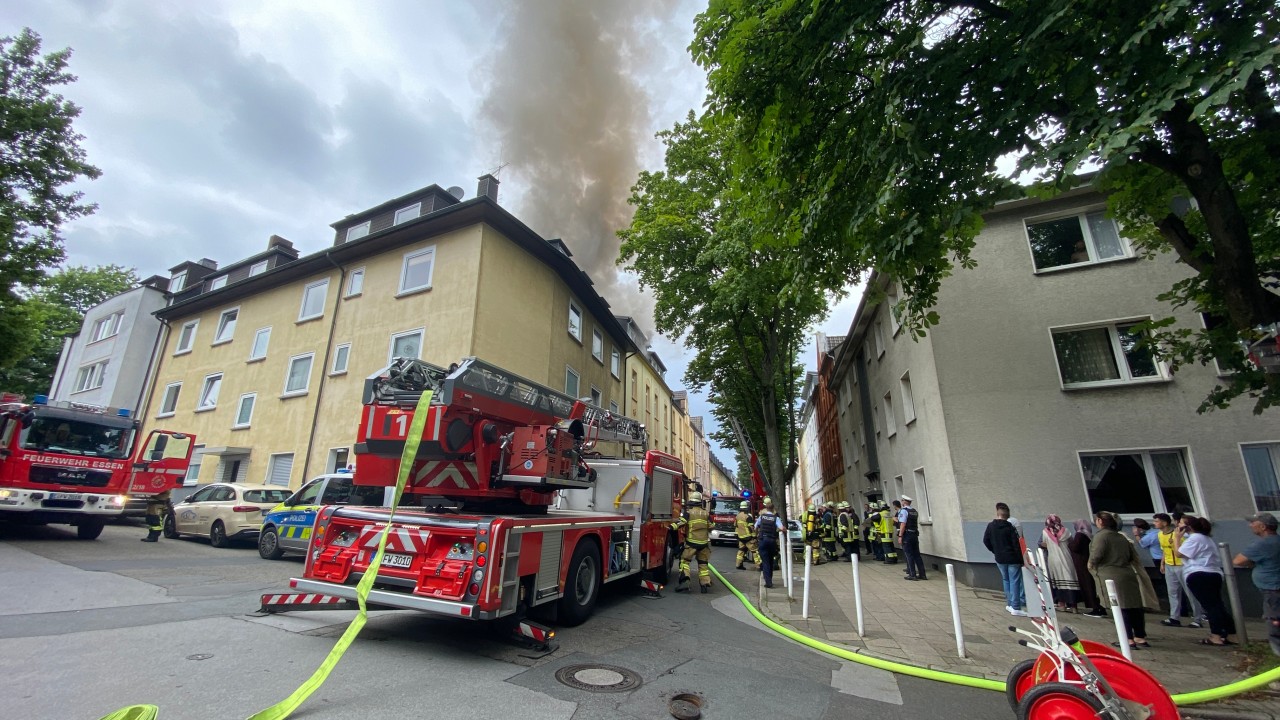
[141,489,172,542]
[755,497,784,588]
[879,502,899,564]
[899,495,927,580]
[673,491,713,593]
[735,501,761,570]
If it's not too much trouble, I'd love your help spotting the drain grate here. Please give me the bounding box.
[554,664,643,693]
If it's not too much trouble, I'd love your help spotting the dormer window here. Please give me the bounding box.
[209,276,228,290]
[346,221,371,243]
[170,271,187,292]
[394,203,421,225]
[248,260,268,276]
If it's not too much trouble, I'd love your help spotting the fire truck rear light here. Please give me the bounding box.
[476,540,487,553]
[476,555,486,567]
[231,505,261,513]
[472,569,484,583]
[468,583,479,596]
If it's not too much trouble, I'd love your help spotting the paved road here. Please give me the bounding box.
[0,523,1010,719]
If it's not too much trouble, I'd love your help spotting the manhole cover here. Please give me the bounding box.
[669,692,704,720]
[554,664,642,693]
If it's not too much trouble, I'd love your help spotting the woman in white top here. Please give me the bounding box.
[1176,516,1236,646]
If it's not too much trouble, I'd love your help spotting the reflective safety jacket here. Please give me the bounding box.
[879,509,894,539]
[837,511,854,542]
[674,506,711,545]
[820,510,835,542]
[1158,529,1182,566]
[735,511,755,540]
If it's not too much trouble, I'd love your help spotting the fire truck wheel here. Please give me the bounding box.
[559,540,601,627]
[76,519,105,540]
[258,526,284,560]
[163,513,179,539]
[209,520,229,548]
[1016,682,1104,720]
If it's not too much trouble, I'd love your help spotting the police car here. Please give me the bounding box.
[257,473,393,560]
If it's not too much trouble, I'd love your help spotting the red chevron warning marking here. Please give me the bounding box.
[412,460,478,490]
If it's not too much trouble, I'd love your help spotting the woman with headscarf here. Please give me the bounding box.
[1039,514,1082,612]
[1088,511,1158,648]
[1068,518,1106,617]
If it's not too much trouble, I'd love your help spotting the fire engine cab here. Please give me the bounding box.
[288,357,685,627]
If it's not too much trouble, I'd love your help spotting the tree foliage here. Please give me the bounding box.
[0,265,138,399]
[692,0,1280,411]
[0,28,101,367]
[619,112,837,521]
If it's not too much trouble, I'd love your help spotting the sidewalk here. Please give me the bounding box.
[722,552,1280,718]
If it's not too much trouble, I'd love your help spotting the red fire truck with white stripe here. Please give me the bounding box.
[287,357,686,627]
[0,393,196,539]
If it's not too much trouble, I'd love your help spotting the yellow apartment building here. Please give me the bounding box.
[140,176,632,489]
[617,316,681,461]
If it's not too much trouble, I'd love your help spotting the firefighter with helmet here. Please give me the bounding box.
[735,500,761,570]
[865,502,885,561]
[141,489,172,543]
[879,501,899,564]
[821,501,838,562]
[805,502,825,564]
[836,501,855,561]
[672,491,713,593]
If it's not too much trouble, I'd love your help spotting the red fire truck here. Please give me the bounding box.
[287,357,686,627]
[0,393,196,539]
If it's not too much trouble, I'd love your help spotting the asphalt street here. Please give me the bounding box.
[0,522,1011,719]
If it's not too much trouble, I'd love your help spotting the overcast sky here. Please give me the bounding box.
[3,0,859,475]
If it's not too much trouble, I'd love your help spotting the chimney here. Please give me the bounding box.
[198,258,218,269]
[477,174,499,202]
[269,234,299,258]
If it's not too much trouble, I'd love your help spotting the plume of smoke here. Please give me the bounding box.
[478,1,679,333]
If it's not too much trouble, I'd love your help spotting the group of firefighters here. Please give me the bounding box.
[669,489,916,594]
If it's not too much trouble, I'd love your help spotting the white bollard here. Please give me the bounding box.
[803,544,812,619]
[782,531,792,597]
[852,553,864,637]
[946,563,966,658]
[1104,579,1132,662]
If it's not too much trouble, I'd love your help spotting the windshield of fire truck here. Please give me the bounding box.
[18,415,136,459]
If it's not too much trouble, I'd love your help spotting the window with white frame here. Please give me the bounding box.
[233,393,256,428]
[610,347,620,378]
[298,279,329,321]
[1026,209,1129,271]
[346,221,370,242]
[389,329,423,362]
[209,275,228,290]
[394,203,421,225]
[184,445,204,484]
[73,360,108,393]
[874,321,885,358]
[197,373,222,410]
[332,343,351,374]
[399,247,435,294]
[266,452,294,486]
[568,302,582,342]
[565,366,580,398]
[284,353,314,395]
[913,467,932,521]
[882,391,896,437]
[175,320,198,354]
[170,271,187,292]
[1242,443,1280,512]
[248,260,268,276]
[1051,320,1163,387]
[249,327,270,361]
[900,372,916,424]
[158,382,181,417]
[886,288,901,337]
[590,386,602,406]
[214,308,238,344]
[592,329,604,362]
[89,312,123,343]
[346,268,365,297]
[609,400,619,414]
[1080,449,1197,515]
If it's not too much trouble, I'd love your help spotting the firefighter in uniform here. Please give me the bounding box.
[820,501,838,561]
[836,501,855,561]
[673,491,713,593]
[864,503,883,560]
[735,501,761,569]
[879,502,899,564]
[141,489,171,542]
[805,503,825,564]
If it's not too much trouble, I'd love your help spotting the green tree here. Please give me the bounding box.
[692,0,1280,411]
[619,112,835,522]
[0,265,138,398]
[0,28,101,368]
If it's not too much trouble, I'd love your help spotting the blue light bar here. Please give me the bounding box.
[117,408,131,418]
[32,395,48,405]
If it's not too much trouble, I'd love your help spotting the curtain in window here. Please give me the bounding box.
[1243,445,1280,511]
[1081,455,1114,489]
[1054,328,1121,383]
[1151,451,1194,511]
[1086,212,1125,259]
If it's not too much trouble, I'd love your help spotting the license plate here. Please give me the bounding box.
[50,492,79,500]
[381,553,413,569]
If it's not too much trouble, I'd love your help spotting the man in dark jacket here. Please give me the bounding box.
[983,504,1027,616]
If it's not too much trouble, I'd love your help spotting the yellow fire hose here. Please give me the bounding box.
[99,390,434,720]
[708,564,1280,706]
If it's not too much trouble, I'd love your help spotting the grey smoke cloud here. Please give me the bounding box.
[477,0,681,333]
